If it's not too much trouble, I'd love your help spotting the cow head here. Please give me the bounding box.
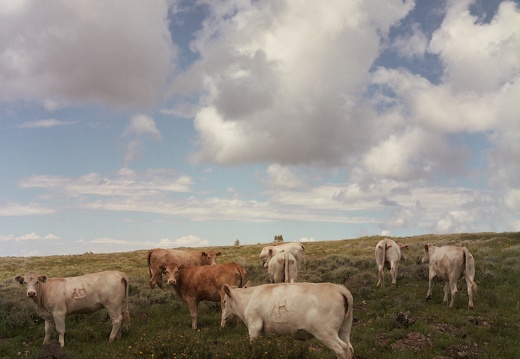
[398,243,409,260]
[160,264,184,286]
[421,244,436,263]
[201,250,222,265]
[14,271,47,298]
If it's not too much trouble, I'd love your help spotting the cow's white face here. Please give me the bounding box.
[15,271,47,298]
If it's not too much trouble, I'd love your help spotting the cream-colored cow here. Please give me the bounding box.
[422,244,477,309]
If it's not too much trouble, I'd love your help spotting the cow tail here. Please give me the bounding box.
[378,244,386,271]
[284,252,289,283]
[147,250,154,278]
[122,274,131,330]
[463,248,478,295]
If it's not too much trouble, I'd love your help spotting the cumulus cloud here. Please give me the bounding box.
[0,0,175,107]
[0,232,60,242]
[267,164,303,190]
[181,0,414,165]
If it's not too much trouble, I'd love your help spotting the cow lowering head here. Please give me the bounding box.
[398,243,409,260]
[14,271,48,298]
[160,264,184,286]
[422,243,437,263]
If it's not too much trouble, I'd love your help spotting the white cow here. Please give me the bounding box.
[375,238,408,286]
[259,242,305,268]
[14,270,130,347]
[266,250,298,283]
[221,282,354,359]
[422,244,477,309]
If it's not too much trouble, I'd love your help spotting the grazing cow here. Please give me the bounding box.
[266,250,298,283]
[221,282,354,359]
[160,262,247,329]
[147,248,221,289]
[422,244,477,309]
[259,242,305,268]
[14,270,130,347]
[375,238,408,286]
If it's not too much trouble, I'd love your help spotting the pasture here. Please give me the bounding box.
[0,232,518,358]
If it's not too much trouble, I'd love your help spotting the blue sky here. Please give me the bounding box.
[1,0,519,257]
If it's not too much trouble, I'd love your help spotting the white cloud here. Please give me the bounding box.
[267,164,303,190]
[18,169,192,197]
[0,232,60,242]
[123,114,162,166]
[18,119,76,128]
[0,202,56,216]
[183,0,414,165]
[0,0,175,107]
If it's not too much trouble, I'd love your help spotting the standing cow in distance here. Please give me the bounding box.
[259,242,305,269]
[221,282,354,359]
[14,270,130,347]
[265,249,298,283]
[375,238,408,287]
[147,248,221,289]
[160,262,247,329]
[422,244,477,309]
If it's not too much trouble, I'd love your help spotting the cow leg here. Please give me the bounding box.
[426,270,435,300]
[443,282,450,306]
[106,307,124,341]
[313,332,352,359]
[43,319,54,345]
[376,267,384,287]
[149,271,163,290]
[52,315,66,347]
[448,279,458,308]
[247,320,263,339]
[466,278,475,309]
[390,262,399,285]
[187,301,199,329]
[338,319,354,359]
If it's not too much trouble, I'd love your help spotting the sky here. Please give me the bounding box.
[1,0,519,257]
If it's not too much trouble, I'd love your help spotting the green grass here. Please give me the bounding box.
[0,232,519,358]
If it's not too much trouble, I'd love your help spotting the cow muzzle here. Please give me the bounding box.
[168,280,176,285]
[27,291,36,297]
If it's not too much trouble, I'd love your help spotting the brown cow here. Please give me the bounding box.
[422,244,477,308]
[14,270,130,347]
[147,248,221,289]
[160,262,247,329]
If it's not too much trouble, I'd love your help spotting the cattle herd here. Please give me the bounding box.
[14,239,477,359]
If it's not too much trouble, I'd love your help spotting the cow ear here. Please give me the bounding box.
[39,275,48,283]
[14,275,24,284]
[201,252,208,258]
[424,244,429,251]
[159,265,166,273]
[223,284,232,297]
[268,249,273,255]
[179,264,185,270]
[216,252,222,256]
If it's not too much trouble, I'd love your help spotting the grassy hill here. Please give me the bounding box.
[0,232,518,358]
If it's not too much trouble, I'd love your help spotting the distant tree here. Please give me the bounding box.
[274,235,284,243]
[234,239,240,246]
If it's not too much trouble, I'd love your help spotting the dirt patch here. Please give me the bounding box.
[432,322,458,333]
[445,341,484,358]
[390,332,432,352]
[37,339,70,359]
